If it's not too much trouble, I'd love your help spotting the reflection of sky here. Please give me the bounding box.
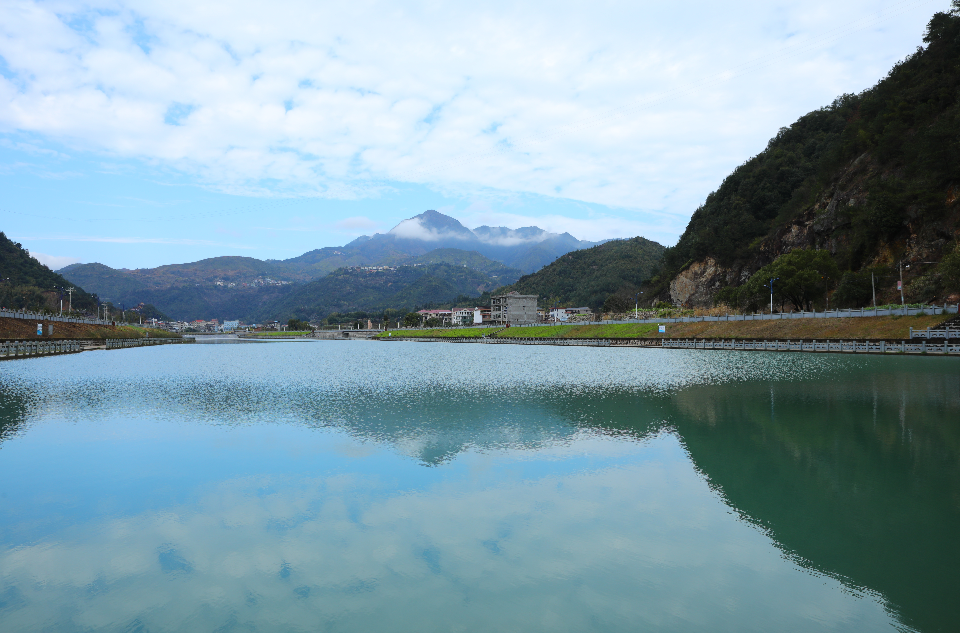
[0,343,922,632]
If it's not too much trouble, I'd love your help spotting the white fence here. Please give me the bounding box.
[910,327,960,339]
[0,337,186,359]
[510,303,959,327]
[0,339,84,358]
[660,338,959,355]
[104,338,187,349]
[0,308,110,325]
[382,335,959,355]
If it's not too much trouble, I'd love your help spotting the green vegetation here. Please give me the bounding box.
[274,263,505,323]
[496,323,660,338]
[497,237,666,309]
[381,248,524,285]
[0,231,97,313]
[287,318,313,331]
[653,4,960,301]
[378,327,500,338]
[716,249,840,312]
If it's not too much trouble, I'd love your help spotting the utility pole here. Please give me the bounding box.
[768,278,778,315]
[67,287,74,314]
[634,292,643,319]
[899,260,905,309]
[871,272,876,308]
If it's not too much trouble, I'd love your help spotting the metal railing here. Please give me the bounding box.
[0,308,111,325]
[0,339,83,358]
[660,338,958,355]
[910,327,960,339]
[379,334,959,355]
[510,303,960,327]
[104,338,188,349]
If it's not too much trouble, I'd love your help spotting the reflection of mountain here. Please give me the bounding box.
[0,388,29,448]
[663,377,960,633]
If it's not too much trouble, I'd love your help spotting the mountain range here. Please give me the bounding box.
[58,211,596,321]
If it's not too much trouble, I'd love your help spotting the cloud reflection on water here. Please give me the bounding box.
[1,343,953,632]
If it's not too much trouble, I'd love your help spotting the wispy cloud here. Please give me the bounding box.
[13,235,256,249]
[0,0,939,232]
[29,251,81,270]
[335,216,379,232]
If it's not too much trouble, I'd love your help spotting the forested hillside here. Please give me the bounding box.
[384,248,523,285]
[497,237,665,309]
[655,4,960,308]
[270,263,507,322]
[0,231,97,312]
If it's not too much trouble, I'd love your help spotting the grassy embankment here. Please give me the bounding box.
[379,327,501,338]
[374,314,950,341]
[495,315,950,340]
[0,316,179,340]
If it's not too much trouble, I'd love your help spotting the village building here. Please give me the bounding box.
[491,292,538,325]
[417,309,452,325]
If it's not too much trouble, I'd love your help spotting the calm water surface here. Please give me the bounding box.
[0,341,957,632]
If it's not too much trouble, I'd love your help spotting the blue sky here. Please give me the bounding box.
[0,0,949,269]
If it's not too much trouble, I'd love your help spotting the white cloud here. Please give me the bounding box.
[14,234,256,248]
[462,210,678,245]
[388,217,471,242]
[335,216,379,232]
[0,0,944,240]
[29,251,81,269]
[0,442,896,632]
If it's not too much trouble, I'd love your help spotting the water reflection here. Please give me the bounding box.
[0,343,956,632]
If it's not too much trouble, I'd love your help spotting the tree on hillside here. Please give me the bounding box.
[832,271,874,308]
[602,294,630,314]
[940,242,960,294]
[288,318,312,331]
[740,250,840,311]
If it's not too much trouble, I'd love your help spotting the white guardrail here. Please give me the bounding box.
[910,327,960,339]
[104,338,187,349]
[0,309,111,325]
[0,337,186,359]
[383,335,959,355]
[660,338,959,355]
[0,339,84,358]
[515,303,959,327]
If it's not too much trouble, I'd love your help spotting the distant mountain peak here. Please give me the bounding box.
[388,210,477,242]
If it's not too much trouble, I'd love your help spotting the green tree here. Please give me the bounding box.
[287,318,312,331]
[402,312,423,327]
[603,294,630,314]
[832,271,874,308]
[940,243,960,294]
[742,250,840,311]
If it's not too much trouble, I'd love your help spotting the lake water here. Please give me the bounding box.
[0,341,957,632]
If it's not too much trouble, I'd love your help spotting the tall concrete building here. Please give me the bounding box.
[491,292,539,325]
